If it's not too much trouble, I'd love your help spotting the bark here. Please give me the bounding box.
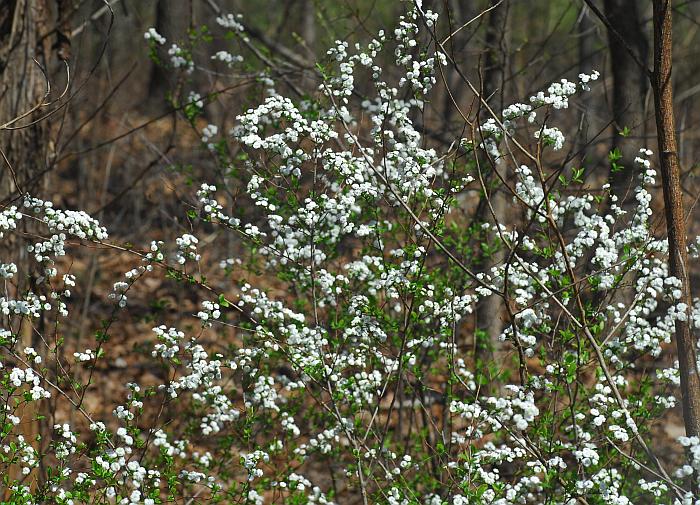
[652,0,700,439]
[0,0,50,197]
[441,0,476,126]
[0,0,57,493]
[476,0,510,374]
[149,0,191,111]
[576,4,598,162]
[0,0,71,497]
[603,0,649,202]
[300,0,316,92]
[483,0,508,112]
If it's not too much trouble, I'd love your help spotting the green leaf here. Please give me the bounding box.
[218,294,230,307]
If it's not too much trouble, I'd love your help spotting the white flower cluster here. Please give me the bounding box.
[211,50,243,67]
[476,71,599,158]
[175,233,201,264]
[534,125,565,150]
[9,366,50,400]
[529,72,599,109]
[168,43,193,72]
[216,13,244,32]
[144,27,166,45]
[197,300,221,325]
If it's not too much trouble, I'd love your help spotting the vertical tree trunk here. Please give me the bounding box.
[652,0,700,439]
[441,0,475,127]
[576,4,598,162]
[603,0,649,202]
[149,0,190,111]
[300,0,316,93]
[0,0,50,197]
[0,0,54,494]
[476,0,510,372]
[483,0,509,112]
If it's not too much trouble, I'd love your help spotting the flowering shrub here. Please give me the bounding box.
[2,3,700,504]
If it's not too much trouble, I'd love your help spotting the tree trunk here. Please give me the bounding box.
[0,0,54,494]
[149,0,190,111]
[476,0,510,378]
[300,0,316,93]
[603,0,649,203]
[0,0,50,197]
[576,4,598,163]
[652,0,700,440]
[442,0,476,127]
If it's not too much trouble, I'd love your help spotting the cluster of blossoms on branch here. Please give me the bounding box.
[2,3,700,505]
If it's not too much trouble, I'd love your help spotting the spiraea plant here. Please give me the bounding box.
[3,3,700,504]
